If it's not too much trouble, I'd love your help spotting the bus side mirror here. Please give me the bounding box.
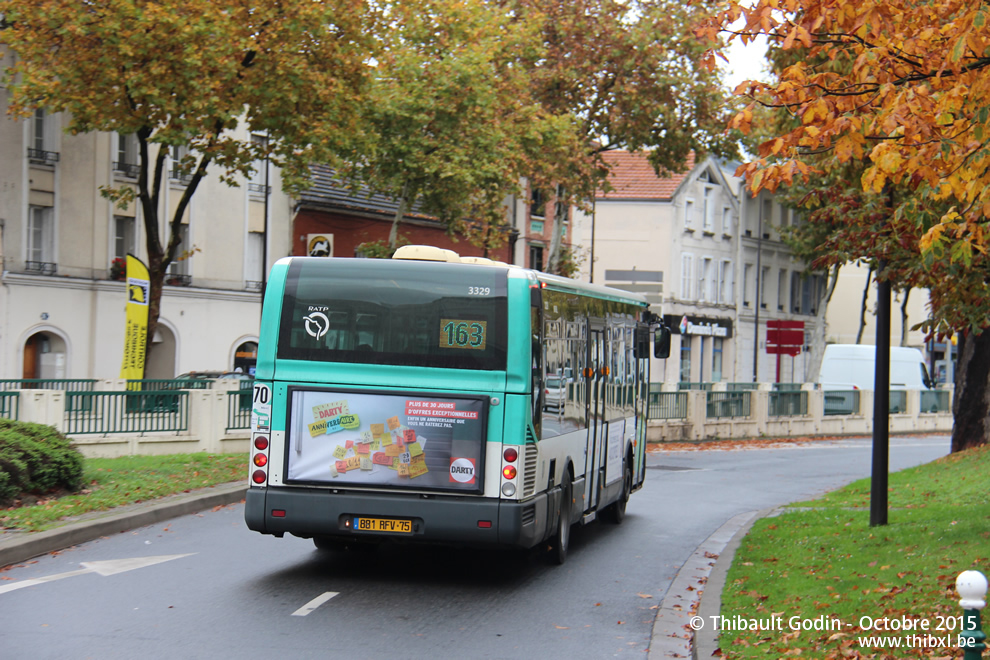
[655,325,671,359]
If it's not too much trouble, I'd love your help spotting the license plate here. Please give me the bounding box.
[354,517,412,534]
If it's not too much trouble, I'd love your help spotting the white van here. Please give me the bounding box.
[817,344,933,390]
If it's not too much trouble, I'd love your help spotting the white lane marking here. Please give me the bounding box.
[292,591,339,616]
[0,554,195,595]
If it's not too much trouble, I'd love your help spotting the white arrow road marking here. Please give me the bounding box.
[292,591,339,616]
[0,554,195,595]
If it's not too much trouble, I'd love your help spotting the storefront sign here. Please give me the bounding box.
[664,315,733,338]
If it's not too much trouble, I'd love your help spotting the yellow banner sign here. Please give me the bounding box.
[120,254,150,380]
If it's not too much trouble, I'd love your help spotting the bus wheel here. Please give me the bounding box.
[604,463,631,525]
[548,478,572,565]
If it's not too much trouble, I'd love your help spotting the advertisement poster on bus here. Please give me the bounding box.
[286,389,487,493]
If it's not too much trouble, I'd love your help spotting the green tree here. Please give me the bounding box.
[340,0,580,255]
[512,0,740,272]
[0,0,374,373]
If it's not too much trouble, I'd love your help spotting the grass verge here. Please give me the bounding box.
[0,453,245,532]
[718,443,990,659]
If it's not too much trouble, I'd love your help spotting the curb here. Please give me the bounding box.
[0,482,247,569]
[692,507,779,660]
[648,509,772,659]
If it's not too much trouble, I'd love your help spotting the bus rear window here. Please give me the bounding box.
[277,258,508,371]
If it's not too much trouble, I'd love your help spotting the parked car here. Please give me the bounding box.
[544,376,566,412]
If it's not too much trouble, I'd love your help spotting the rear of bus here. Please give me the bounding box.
[245,256,548,550]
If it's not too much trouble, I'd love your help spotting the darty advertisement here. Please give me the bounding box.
[286,389,487,493]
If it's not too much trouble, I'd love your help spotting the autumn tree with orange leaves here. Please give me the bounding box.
[700,0,990,451]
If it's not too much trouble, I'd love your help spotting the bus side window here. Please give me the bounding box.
[355,313,381,351]
[326,312,349,350]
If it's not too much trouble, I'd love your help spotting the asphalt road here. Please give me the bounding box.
[0,435,950,660]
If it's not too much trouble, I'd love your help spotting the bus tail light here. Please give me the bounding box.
[502,465,517,479]
[250,433,270,486]
[503,447,518,463]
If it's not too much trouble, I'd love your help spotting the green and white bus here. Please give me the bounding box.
[245,246,670,563]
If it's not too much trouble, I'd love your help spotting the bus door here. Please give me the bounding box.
[584,324,608,512]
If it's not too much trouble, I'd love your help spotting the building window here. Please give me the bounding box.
[722,207,732,236]
[529,244,544,271]
[246,231,264,290]
[170,144,193,185]
[790,272,823,314]
[248,134,270,195]
[28,110,59,165]
[743,263,753,307]
[684,199,695,231]
[702,187,715,233]
[27,206,55,274]
[680,253,694,300]
[114,216,136,261]
[791,271,802,313]
[777,269,787,311]
[718,259,733,304]
[530,188,545,219]
[679,341,692,382]
[712,337,723,382]
[760,266,770,309]
[698,257,713,302]
[167,224,192,285]
[114,133,140,178]
[761,198,773,238]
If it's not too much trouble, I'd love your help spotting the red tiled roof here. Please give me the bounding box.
[598,150,695,200]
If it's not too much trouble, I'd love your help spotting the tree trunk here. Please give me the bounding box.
[807,264,840,379]
[950,330,990,452]
[856,266,874,344]
[899,289,911,346]
[546,187,565,274]
[388,182,410,252]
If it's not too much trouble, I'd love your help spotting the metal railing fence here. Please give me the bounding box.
[226,388,253,431]
[823,390,861,416]
[769,390,809,417]
[648,391,688,419]
[921,389,951,413]
[706,391,751,418]
[0,379,97,392]
[0,392,19,420]
[127,379,212,391]
[64,391,189,435]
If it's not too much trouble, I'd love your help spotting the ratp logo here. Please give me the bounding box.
[303,312,329,340]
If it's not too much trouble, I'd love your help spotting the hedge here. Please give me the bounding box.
[0,419,83,506]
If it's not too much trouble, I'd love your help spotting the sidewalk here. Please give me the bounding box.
[0,481,246,569]
[648,508,773,659]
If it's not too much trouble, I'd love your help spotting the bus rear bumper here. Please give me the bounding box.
[245,486,549,550]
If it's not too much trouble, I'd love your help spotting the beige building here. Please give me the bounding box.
[0,60,293,379]
[573,151,823,385]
